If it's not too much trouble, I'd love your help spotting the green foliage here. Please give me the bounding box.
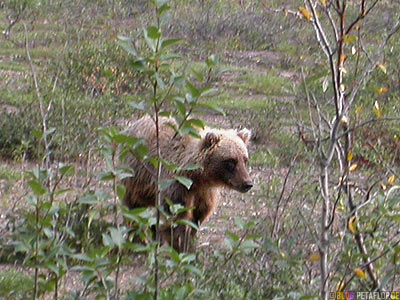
[0,83,134,160]
[0,270,34,299]
[61,40,143,96]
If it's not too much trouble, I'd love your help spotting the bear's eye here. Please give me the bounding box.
[224,159,237,173]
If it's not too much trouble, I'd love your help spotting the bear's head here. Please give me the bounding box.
[202,128,253,193]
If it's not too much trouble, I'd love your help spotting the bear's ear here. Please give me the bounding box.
[203,131,220,149]
[237,128,251,144]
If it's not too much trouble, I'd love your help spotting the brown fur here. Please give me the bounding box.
[122,115,252,251]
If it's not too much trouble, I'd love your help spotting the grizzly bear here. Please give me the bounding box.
[122,115,253,251]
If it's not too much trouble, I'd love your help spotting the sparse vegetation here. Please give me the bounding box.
[0,0,399,299]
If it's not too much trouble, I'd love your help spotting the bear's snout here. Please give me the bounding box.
[240,181,253,193]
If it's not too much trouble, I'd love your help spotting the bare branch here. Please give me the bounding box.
[344,17,400,115]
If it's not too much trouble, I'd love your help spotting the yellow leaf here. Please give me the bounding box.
[388,175,396,185]
[347,150,354,162]
[341,115,348,125]
[340,84,346,92]
[356,105,363,115]
[339,54,347,66]
[308,252,321,262]
[348,216,357,234]
[299,7,311,21]
[349,163,358,172]
[377,87,388,95]
[343,35,357,44]
[377,64,387,74]
[354,268,367,280]
[373,101,383,118]
[336,281,344,292]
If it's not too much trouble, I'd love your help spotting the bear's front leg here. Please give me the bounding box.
[161,223,196,253]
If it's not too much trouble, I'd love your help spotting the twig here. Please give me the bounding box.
[24,23,51,170]
[271,160,295,238]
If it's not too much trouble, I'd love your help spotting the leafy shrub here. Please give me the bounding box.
[60,40,145,96]
[0,270,34,299]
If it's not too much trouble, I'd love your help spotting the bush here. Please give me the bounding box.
[60,40,145,96]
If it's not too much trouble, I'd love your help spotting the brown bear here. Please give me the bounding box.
[122,115,253,251]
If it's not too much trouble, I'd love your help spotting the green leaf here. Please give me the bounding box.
[168,248,181,263]
[198,103,225,115]
[180,253,196,263]
[102,233,114,248]
[28,180,47,196]
[147,26,161,40]
[44,127,56,137]
[192,68,204,82]
[224,237,235,251]
[117,35,131,42]
[156,0,168,6]
[186,81,200,98]
[119,41,137,57]
[12,241,30,253]
[158,3,171,16]
[160,54,181,61]
[176,285,189,300]
[263,237,280,256]
[179,127,201,139]
[175,99,187,116]
[114,170,133,180]
[185,93,195,103]
[155,72,166,90]
[234,217,246,230]
[129,100,147,111]
[160,38,183,50]
[226,230,239,242]
[26,194,38,206]
[129,58,146,71]
[205,54,218,67]
[161,158,179,172]
[117,184,126,201]
[59,164,75,177]
[159,179,175,191]
[184,119,205,129]
[178,163,201,172]
[199,87,218,97]
[135,144,149,160]
[72,253,93,262]
[45,262,60,277]
[109,227,125,249]
[77,194,98,205]
[32,129,43,139]
[183,265,202,276]
[175,176,193,190]
[112,134,140,146]
[388,214,400,224]
[98,171,114,181]
[176,219,199,231]
[241,240,259,250]
[55,188,72,196]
